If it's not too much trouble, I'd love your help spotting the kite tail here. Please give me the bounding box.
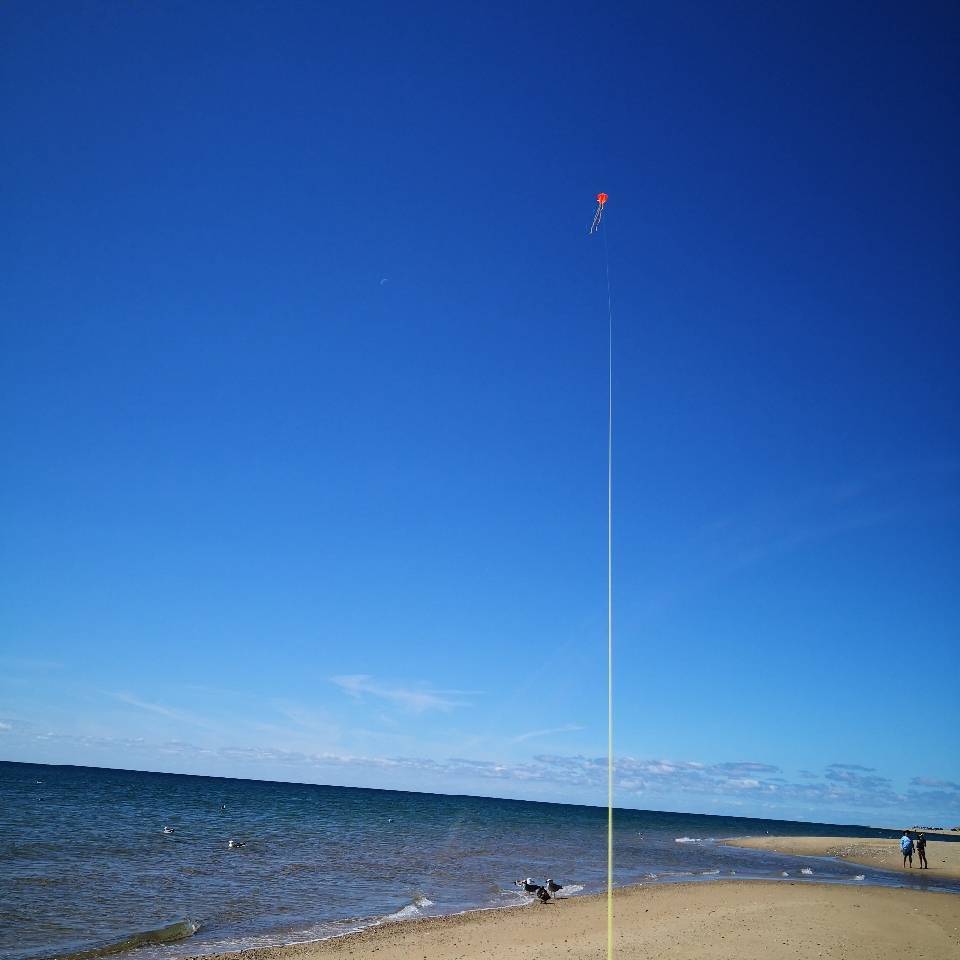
[589,205,604,235]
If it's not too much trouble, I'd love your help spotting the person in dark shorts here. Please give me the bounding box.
[900,831,914,867]
[916,832,928,869]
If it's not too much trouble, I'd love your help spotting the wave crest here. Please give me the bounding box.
[49,920,199,960]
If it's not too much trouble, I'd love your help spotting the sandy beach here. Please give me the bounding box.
[725,835,960,880]
[208,880,960,960]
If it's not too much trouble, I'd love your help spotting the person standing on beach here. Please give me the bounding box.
[916,832,928,869]
[900,831,914,867]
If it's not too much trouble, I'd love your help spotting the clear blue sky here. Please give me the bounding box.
[2,1,958,826]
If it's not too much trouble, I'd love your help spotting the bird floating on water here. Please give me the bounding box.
[162,826,175,835]
[228,839,246,849]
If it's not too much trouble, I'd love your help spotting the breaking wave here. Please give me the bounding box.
[381,895,435,923]
[47,921,199,960]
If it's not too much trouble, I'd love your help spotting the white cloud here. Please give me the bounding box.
[0,658,66,671]
[109,693,208,727]
[331,675,475,713]
[511,724,584,743]
[270,700,340,736]
[910,776,960,790]
[714,761,781,775]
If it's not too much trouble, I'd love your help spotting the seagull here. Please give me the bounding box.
[535,887,551,904]
[228,839,246,849]
[515,878,541,894]
[545,879,563,894]
[162,826,175,835]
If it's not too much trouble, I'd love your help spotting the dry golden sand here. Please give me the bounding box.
[725,835,960,880]
[207,881,960,960]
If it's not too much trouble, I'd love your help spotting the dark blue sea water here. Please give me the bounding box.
[2,762,957,960]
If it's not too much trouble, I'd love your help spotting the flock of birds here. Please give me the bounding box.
[514,877,564,904]
[161,804,247,849]
[162,824,246,848]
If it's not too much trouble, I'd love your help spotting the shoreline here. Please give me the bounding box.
[40,837,960,960]
[192,864,960,960]
[189,835,960,960]
[190,879,960,960]
[723,835,960,880]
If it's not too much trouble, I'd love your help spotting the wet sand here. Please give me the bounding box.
[202,880,960,960]
[725,835,960,879]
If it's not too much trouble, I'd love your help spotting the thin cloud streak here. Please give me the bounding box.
[109,693,209,727]
[511,724,585,743]
[331,675,476,713]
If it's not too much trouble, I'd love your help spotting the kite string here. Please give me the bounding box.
[604,221,614,960]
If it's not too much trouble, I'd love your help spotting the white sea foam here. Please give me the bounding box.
[379,895,436,923]
[555,884,584,896]
[498,887,531,905]
[800,868,814,876]
[854,875,865,881]
[674,837,702,843]
[781,871,789,877]
[382,904,421,922]
[700,869,720,876]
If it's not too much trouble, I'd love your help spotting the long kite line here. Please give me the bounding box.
[589,191,614,959]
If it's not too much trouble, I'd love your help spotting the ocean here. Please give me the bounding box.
[2,761,957,960]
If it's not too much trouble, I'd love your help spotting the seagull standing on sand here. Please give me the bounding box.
[545,879,563,894]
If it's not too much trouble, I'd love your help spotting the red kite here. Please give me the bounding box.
[590,192,609,234]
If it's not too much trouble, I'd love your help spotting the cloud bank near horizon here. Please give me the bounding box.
[2,717,956,825]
